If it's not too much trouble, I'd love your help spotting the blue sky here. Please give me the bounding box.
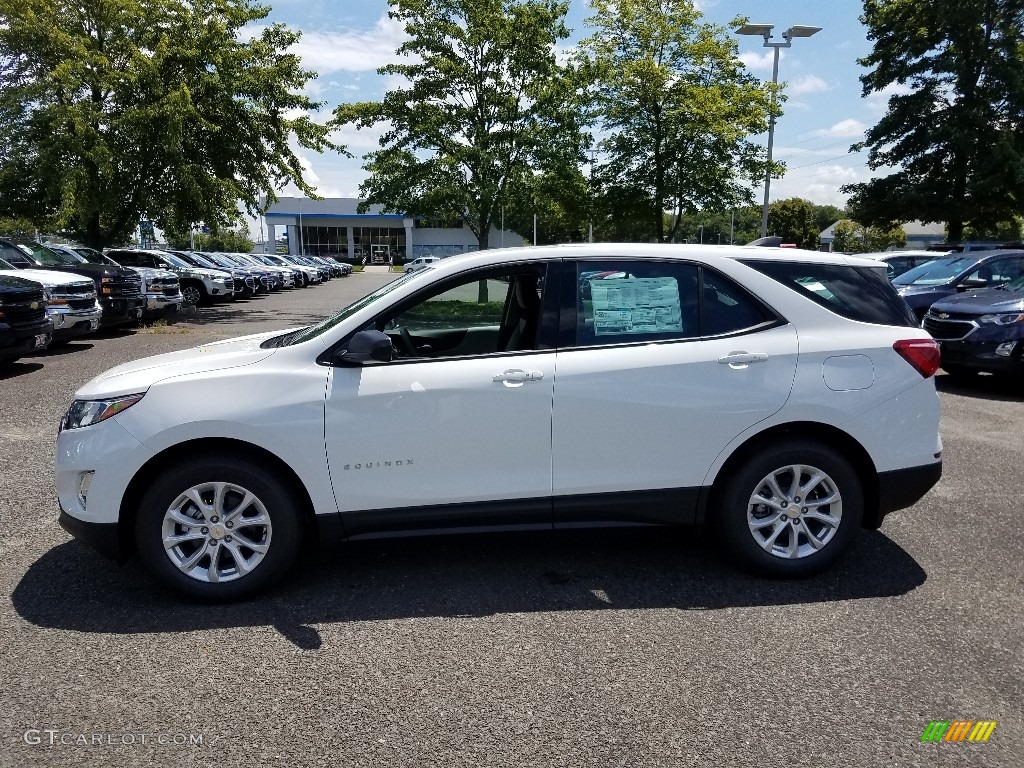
[256,0,898,210]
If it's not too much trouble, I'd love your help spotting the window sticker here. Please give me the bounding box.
[590,277,683,335]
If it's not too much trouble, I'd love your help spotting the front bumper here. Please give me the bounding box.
[143,293,184,319]
[58,505,124,562]
[100,297,145,327]
[939,338,1024,375]
[0,321,52,358]
[50,305,102,341]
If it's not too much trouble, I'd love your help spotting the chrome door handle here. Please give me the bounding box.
[493,369,544,384]
[718,352,769,367]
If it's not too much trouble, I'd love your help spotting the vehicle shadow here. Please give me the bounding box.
[12,527,926,649]
[0,359,44,378]
[180,299,327,329]
[935,371,1023,401]
[28,341,94,357]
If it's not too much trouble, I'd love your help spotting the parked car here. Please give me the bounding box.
[859,250,946,280]
[248,254,303,287]
[233,254,293,289]
[0,254,100,343]
[294,255,332,281]
[106,249,233,307]
[201,252,275,293]
[47,244,183,322]
[263,254,321,287]
[310,256,346,278]
[925,241,1023,253]
[891,250,1024,321]
[162,250,251,300]
[0,274,52,365]
[56,244,942,600]
[0,239,144,327]
[923,273,1024,379]
[405,255,441,273]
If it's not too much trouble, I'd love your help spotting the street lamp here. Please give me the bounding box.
[736,23,821,239]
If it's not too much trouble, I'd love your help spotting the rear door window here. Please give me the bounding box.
[742,260,917,327]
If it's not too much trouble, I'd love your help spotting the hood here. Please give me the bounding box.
[128,267,177,280]
[930,287,1024,315]
[179,267,229,280]
[0,268,93,288]
[895,284,948,295]
[75,329,296,399]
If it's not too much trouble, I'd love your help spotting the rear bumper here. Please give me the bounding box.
[875,461,942,524]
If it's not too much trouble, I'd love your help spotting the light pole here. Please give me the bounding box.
[735,23,821,239]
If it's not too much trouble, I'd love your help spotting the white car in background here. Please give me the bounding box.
[56,244,942,601]
[405,255,441,273]
[859,250,947,280]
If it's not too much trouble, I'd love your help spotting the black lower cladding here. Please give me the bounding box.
[340,487,703,538]
[58,507,123,561]
[876,461,942,520]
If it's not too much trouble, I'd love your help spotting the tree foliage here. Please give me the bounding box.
[843,0,1024,241]
[0,0,335,249]
[579,0,776,243]
[164,226,255,252]
[767,198,820,249]
[333,0,583,250]
[830,218,907,253]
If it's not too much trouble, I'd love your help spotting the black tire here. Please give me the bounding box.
[714,441,863,577]
[180,281,208,307]
[134,456,303,601]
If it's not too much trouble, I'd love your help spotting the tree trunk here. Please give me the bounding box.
[477,216,489,303]
[947,220,965,242]
[84,212,103,251]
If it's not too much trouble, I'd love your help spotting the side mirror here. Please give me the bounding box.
[335,330,394,365]
[958,277,987,291]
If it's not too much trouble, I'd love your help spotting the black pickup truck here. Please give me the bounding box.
[0,239,144,327]
[0,274,52,366]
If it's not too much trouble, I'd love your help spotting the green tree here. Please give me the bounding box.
[334,0,584,253]
[768,197,820,249]
[830,218,906,253]
[579,0,775,243]
[0,0,335,250]
[811,204,846,234]
[843,0,1024,241]
[963,217,1024,241]
[165,225,255,252]
[831,219,863,252]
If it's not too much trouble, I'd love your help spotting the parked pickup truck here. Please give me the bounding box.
[0,240,144,327]
[49,244,183,322]
[0,274,52,366]
[107,249,233,307]
[0,255,101,342]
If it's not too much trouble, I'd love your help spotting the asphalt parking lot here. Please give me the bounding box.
[1,271,1021,767]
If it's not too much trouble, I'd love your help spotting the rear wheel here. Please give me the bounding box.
[715,441,863,576]
[135,456,303,601]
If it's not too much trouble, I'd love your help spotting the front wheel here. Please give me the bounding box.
[135,456,303,601]
[714,441,863,576]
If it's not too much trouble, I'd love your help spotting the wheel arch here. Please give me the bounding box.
[118,437,320,559]
[704,421,882,529]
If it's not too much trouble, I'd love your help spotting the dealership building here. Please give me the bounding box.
[263,197,525,263]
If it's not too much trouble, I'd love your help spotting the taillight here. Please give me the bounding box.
[894,338,941,378]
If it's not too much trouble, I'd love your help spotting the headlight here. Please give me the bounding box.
[978,313,1024,325]
[61,393,145,431]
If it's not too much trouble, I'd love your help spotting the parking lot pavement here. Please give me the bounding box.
[1,275,1021,767]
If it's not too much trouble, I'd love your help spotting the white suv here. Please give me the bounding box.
[405,255,441,273]
[55,245,943,600]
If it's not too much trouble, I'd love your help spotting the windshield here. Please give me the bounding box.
[69,246,119,266]
[18,242,70,266]
[264,273,417,348]
[183,252,220,269]
[160,253,192,269]
[892,256,981,286]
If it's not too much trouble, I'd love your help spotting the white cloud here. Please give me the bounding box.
[865,82,914,113]
[765,163,878,207]
[812,118,867,139]
[787,74,829,97]
[242,14,408,76]
[739,49,783,72]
